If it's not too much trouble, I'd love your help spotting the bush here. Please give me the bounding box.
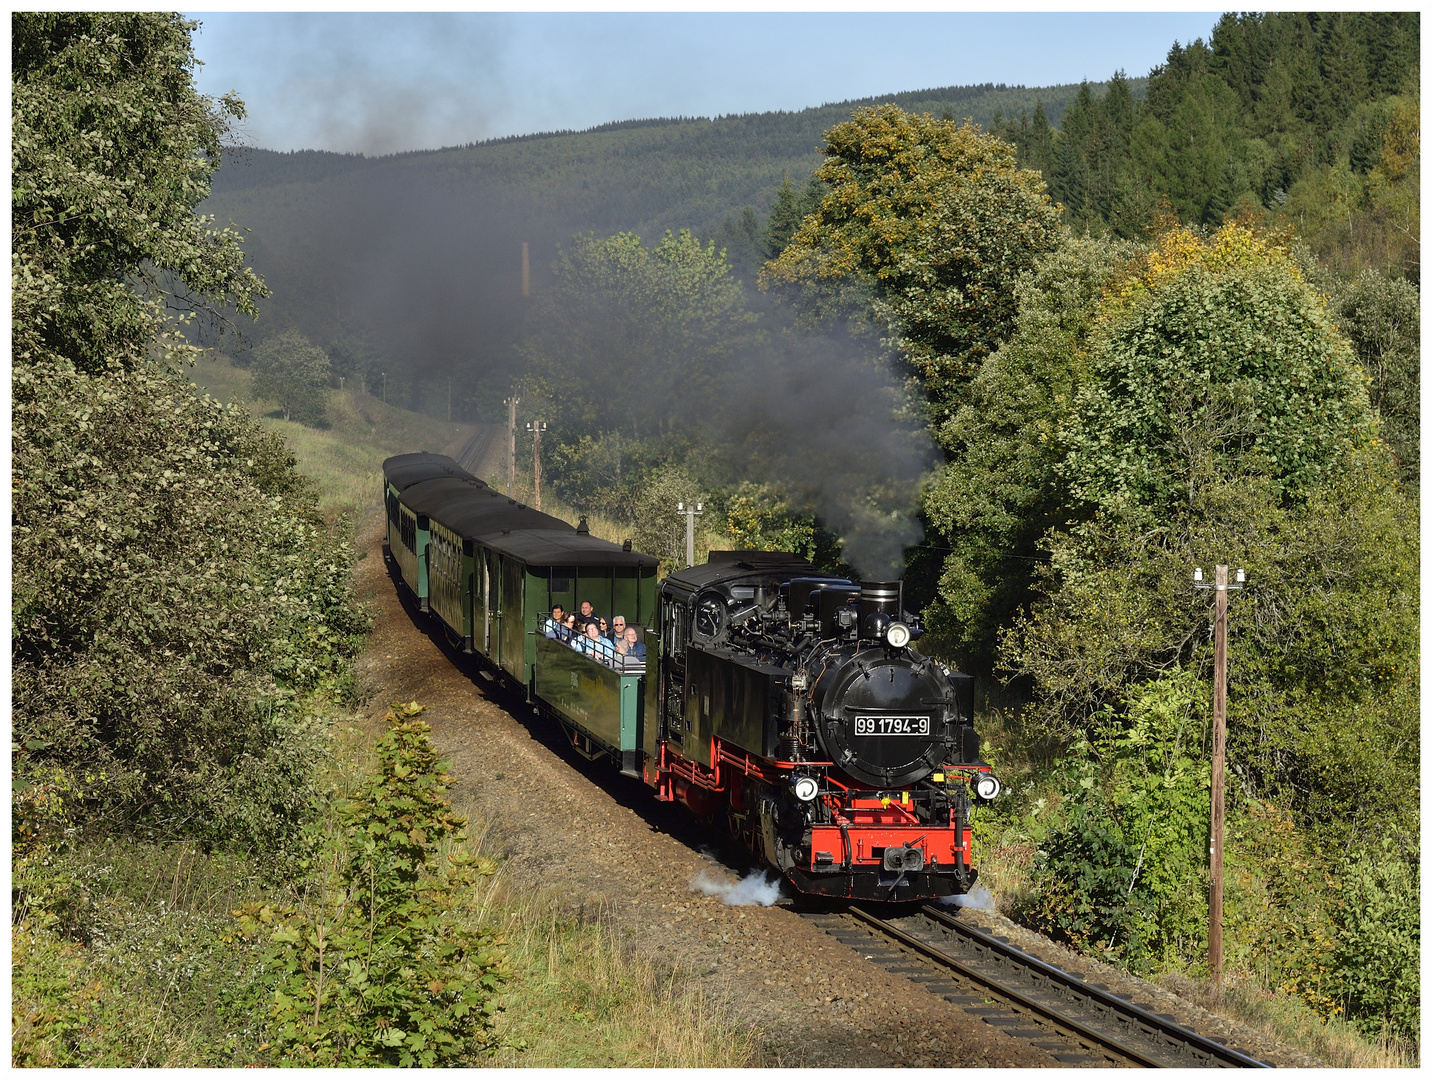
[1332,841,1420,1040]
[12,359,370,851]
[1021,671,1210,973]
[230,704,507,1066]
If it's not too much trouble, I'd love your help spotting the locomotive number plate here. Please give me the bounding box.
[854,716,930,736]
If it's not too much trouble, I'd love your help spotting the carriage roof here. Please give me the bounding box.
[381,453,479,492]
[479,528,658,569]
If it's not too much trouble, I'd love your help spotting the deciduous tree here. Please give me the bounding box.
[12,13,267,372]
[761,105,1063,422]
[251,328,332,424]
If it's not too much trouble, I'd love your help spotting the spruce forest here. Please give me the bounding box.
[12,10,1419,1065]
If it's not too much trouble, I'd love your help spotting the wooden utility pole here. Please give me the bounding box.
[447,376,452,422]
[1194,562,1242,986]
[522,242,530,298]
[1209,563,1228,985]
[505,396,519,494]
[527,420,546,510]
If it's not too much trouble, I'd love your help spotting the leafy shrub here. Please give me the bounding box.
[12,359,370,851]
[1332,841,1420,1040]
[230,704,506,1066]
[1222,801,1340,1017]
[1021,672,1210,972]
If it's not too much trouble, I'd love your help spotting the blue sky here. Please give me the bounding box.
[186,12,1224,156]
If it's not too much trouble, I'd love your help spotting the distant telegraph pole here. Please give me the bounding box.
[504,395,520,494]
[676,500,703,568]
[526,420,546,510]
[522,242,530,298]
[1194,563,1244,986]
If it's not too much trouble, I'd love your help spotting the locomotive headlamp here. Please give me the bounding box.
[793,776,820,802]
[885,621,911,648]
[975,774,1001,800]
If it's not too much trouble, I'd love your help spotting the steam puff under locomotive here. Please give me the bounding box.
[381,453,999,903]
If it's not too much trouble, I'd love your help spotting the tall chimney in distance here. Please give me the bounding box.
[521,241,530,298]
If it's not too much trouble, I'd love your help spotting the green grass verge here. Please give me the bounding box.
[188,353,477,516]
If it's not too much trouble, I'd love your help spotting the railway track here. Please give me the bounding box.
[801,904,1271,1068]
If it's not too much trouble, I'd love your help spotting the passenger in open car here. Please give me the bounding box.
[545,605,567,639]
[623,626,646,659]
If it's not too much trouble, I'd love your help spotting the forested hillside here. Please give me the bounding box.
[993,12,1419,280]
[198,78,1123,420]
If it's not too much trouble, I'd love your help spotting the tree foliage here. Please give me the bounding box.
[995,227,1416,852]
[1321,266,1420,491]
[922,234,1136,665]
[524,229,757,440]
[1062,225,1374,521]
[251,328,332,425]
[992,13,1420,277]
[762,105,1063,420]
[11,12,366,852]
[12,13,267,372]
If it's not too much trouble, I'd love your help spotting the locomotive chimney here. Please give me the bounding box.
[859,580,902,639]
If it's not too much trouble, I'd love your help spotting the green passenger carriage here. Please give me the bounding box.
[381,454,659,776]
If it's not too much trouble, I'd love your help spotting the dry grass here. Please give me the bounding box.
[1162,973,1419,1069]
[476,885,761,1067]
[442,814,760,1068]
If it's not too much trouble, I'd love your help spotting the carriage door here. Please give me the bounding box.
[479,548,492,655]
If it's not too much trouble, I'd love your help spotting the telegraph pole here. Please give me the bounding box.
[1194,563,1244,986]
[526,420,547,510]
[447,376,452,422]
[504,396,520,494]
[381,371,387,404]
[522,241,531,298]
[677,500,703,568]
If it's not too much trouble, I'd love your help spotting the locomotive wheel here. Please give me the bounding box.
[727,808,758,852]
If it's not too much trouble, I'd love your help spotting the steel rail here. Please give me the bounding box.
[839,904,1269,1069]
[846,905,1167,1067]
[913,905,1269,1069]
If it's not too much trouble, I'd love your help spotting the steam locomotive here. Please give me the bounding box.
[383,452,999,902]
